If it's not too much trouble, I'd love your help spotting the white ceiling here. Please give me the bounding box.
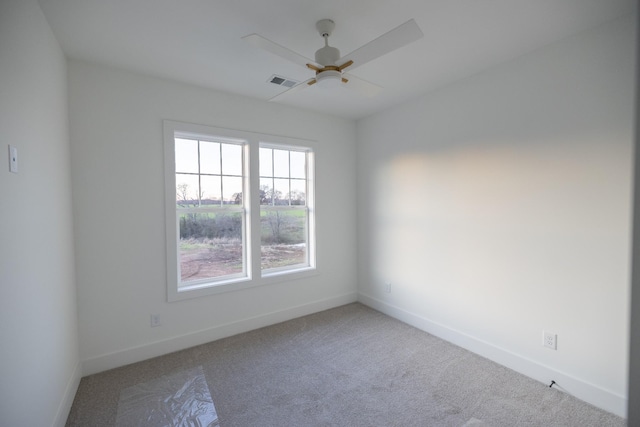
[38,0,634,120]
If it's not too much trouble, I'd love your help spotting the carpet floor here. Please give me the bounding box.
[66,303,625,426]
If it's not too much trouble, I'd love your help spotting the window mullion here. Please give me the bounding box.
[288,151,292,206]
[219,143,223,207]
[197,140,202,207]
[249,139,262,281]
[270,149,275,206]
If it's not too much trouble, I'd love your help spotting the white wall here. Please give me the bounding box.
[357,15,635,417]
[628,8,640,424]
[68,60,358,374]
[0,1,80,426]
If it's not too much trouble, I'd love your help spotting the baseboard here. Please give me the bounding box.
[53,360,82,427]
[358,293,627,418]
[82,292,358,376]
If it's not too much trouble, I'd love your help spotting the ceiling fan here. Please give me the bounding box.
[243,18,423,100]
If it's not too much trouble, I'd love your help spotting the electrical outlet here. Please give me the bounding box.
[150,314,161,327]
[543,331,557,350]
[384,282,391,293]
[8,145,18,173]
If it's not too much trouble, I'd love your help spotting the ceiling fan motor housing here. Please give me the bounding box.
[315,45,340,66]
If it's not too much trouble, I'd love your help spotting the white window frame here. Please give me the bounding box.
[164,120,317,302]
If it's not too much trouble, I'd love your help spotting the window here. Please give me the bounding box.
[164,121,315,301]
[259,145,312,273]
[174,137,247,286]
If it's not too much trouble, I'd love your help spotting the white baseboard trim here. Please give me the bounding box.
[82,293,358,376]
[53,360,82,427]
[358,293,627,418]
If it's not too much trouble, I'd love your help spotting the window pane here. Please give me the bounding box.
[260,178,273,205]
[175,138,199,173]
[261,208,307,270]
[179,212,244,285]
[273,149,289,178]
[290,179,306,206]
[176,174,199,207]
[290,151,306,179]
[222,176,243,204]
[200,175,221,206]
[259,147,273,177]
[221,143,242,176]
[200,141,221,175]
[273,178,289,205]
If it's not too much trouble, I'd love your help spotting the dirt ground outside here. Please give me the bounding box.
[180,238,306,282]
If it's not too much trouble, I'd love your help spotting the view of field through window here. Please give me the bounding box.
[174,138,309,286]
[259,146,309,271]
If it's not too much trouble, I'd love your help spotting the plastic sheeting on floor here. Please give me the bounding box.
[115,365,219,427]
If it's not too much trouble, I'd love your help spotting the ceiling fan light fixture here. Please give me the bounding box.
[316,70,342,89]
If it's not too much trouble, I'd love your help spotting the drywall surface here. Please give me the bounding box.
[0,1,80,426]
[357,15,634,417]
[628,8,640,424]
[68,60,358,374]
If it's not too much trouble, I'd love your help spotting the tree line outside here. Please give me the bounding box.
[177,184,305,243]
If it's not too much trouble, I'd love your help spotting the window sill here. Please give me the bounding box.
[260,266,318,286]
[168,268,319,302]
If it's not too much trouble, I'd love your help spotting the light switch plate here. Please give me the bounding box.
[9,145,18,173]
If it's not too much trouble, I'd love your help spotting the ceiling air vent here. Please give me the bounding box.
[268,75,298,88]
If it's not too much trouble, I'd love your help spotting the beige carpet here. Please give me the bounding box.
[66,303,625,426]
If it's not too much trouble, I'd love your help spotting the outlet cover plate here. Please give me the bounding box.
[150,314,161,327]
[543,331,557,350]
[9,145,18,173]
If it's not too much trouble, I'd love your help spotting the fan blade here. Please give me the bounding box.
[269,78,316,102]
[337,19,423,72]
[342,74,383,97]
[243,34,320,69]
